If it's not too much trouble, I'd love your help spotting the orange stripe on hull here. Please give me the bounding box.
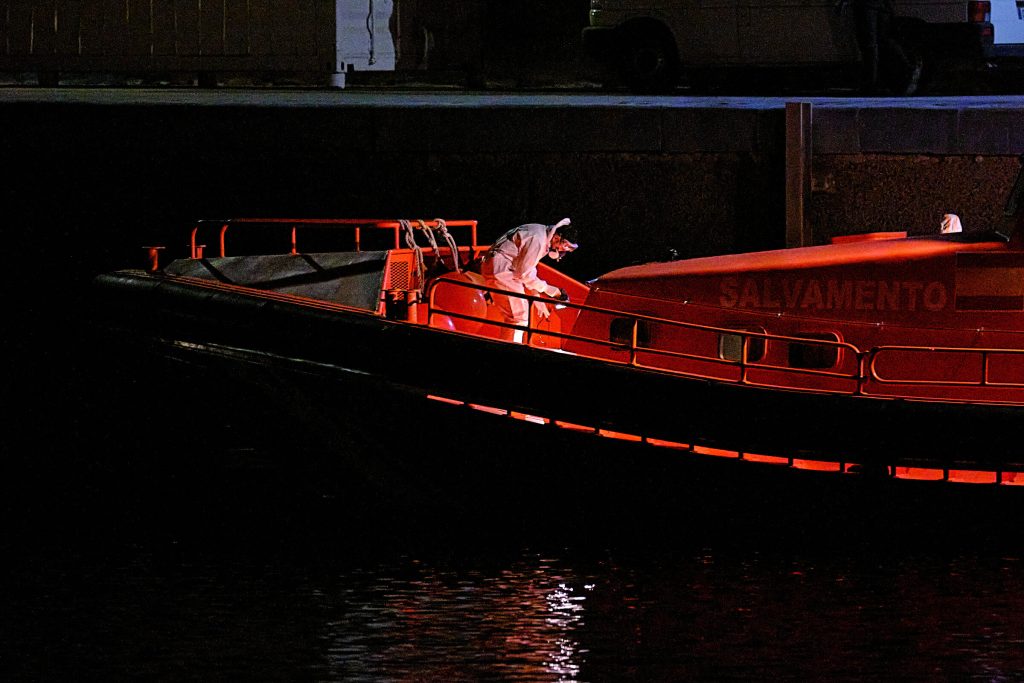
[598,430,643,442]
[646,438,691,450]
[895,467,946,481]
[741,453,790,465]
[426,394,464,405]
[948,470,998,484]
[554,420,597,433]
[511,412,549,425]
[693,446,739,458]
[469,404,508,416]
[792,459,842,472]
[426,396,1024,485]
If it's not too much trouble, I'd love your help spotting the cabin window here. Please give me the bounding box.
[718,327,766,363]
[610,317,651,347]
[788,332,840,369]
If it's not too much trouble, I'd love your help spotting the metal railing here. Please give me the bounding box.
[868,345,1024,389]
[425,276,1024,404]
[189,218,480,259]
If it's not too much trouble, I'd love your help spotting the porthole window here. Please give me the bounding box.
[718,327,766,363]
[788,332,840,369]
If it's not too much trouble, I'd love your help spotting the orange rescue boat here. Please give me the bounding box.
[91,165,1024,494]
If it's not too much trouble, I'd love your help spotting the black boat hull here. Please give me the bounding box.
[78,308,1024,545]
[91,269,1024,472]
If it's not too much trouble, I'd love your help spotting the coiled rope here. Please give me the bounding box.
[400,219,426,291]
[433,218,461,273]
[416,219,443,263]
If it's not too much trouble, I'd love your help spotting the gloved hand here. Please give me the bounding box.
[555,287,570,303]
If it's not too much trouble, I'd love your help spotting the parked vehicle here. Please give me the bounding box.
[582,0,1022,93]
[0,0,395,87]
[991,0,1024,55]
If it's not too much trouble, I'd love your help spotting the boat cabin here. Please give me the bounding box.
[564,228,1024,403]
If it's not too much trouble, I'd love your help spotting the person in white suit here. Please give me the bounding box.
[481,218,578,342]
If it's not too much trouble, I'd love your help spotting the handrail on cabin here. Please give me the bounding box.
[425,276,1024,401]
[426,277,863,383]
[189,218,479,259]
[868,345,1024,389]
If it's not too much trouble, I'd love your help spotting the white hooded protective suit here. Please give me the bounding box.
[481,222,566,341]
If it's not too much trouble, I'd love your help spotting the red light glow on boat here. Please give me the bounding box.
[741,453,790,465]
[693,446,740,458]
[426,395,1024,486]
[792,460,842,472]
[948,470,998,484]
[511,412,549,425]
[894,467,946,481]
[645,438,691,450]
[469,403,508,416]
[554,420,597,433]
[597,430,643,442]
[426,394,464,405]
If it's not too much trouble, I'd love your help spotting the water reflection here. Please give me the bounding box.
[316,556,592,681]
[306,547,1024,681]
[7,538,1024,681]
[544,580,591,681]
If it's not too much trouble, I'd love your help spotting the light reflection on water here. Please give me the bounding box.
[10,540,1024,681]
[316,556,592,681]
[6,457,1024,683]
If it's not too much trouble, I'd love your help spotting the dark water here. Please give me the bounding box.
[6,516,1024,681]
[6,367,1024,683]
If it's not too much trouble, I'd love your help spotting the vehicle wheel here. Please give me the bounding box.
[620,26,679,94]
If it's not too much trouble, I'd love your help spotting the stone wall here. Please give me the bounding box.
[810,154,1021,242]
[3,93,1022,289]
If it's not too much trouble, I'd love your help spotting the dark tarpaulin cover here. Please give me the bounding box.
[163,251,388,312]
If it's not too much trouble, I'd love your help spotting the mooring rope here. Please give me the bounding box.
[433,218,461,273]
[400,219,426,291]
[416,219,443,264]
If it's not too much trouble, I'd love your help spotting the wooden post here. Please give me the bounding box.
[785,102,813,248]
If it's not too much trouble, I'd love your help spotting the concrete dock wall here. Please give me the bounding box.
[0,1,341,81]
[2,92,1022,287]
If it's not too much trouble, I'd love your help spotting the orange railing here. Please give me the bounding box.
[188,218,480,259]
[868,345,1024,389]
[424,276,1024,405]
[427,277,860,379]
